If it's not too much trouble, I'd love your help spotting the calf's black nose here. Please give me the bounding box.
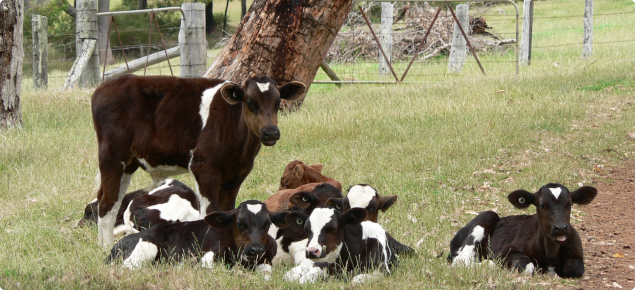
[246,244,265,256]
[261,127,280,141]
[553,224,568,231]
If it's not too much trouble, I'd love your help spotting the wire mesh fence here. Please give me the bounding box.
[312,0,635,84]
[22,12,184,90]
[21,0,635,88]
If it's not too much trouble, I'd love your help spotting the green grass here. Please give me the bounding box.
[3,0,635,288]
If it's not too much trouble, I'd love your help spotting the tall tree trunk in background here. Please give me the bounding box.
[203,0,352,109]
[138,0,146,10]
[241,0,246,19]
[0,0,24,129]
[205,2,213,35]
[98,0,113,65]
[222,0,229,35]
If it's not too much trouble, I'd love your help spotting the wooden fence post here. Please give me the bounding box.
[520,0,533,65]
[582,0,593,58]
[76,0,99,87]
[379,2,393,77]
[447,4,469,73]
[180,3,207,78]
[32,14,48,89]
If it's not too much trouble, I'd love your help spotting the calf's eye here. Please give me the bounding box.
[518,197,525,204]
[540,204,546,210]
[296,218,303,225]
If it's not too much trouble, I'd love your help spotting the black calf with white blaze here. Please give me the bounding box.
[107,200,288,278]
[283,207,397,284]
[448,183,597,278]
[268,183,344,265]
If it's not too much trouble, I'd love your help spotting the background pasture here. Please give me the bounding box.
[2,0,635,288]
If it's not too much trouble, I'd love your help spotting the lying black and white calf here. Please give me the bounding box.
[121,179,199,233]
[107,200,288,278]
[447,183,597,278]
[78,179,199,236]
[77,189,147,229]
[268,183,343,265]
[283,206,397,284]
[327,184,414,255]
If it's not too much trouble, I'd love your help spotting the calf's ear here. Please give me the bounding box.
[204,212,235,228]
[220,83,245,105]
[508,190,535,209]
[342,208,367,226]
[379,195,398,212]
[309,163,324,173]
[270,211,290,229]
[571,186,598,205]
[290,191,313,208]
[325,198,345,212]
[293,164,304,180]
[286,212,309,231]
[278,81,306,102]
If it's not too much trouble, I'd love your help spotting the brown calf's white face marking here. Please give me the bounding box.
[257,82,270,92]
[305,208,343,263]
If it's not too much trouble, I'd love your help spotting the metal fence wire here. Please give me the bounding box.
[21,0,635,88]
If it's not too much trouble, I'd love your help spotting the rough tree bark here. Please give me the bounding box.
[203,0,353,109]
[1,0,24,129]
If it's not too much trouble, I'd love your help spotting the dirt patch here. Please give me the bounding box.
[578,162,635,289]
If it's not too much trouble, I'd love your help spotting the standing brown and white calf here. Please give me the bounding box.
[91,74,305,247]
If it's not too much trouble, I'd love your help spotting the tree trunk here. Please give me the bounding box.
[222,0,229,35]
[203,0,352,109]
[205,2,213,35]
[0,0,24,129]
[241,0,246,19]
[57,0,77,18]
[98,0,113,65]
[138,0,147,10]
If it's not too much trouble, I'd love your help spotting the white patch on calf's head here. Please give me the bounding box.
[257,82,270,92]
[306,208,336,251]
[347,185,377,209]
[91,198,98,203]
[200,81,229,130]
[246,204,263,215]
[549,187,562,199]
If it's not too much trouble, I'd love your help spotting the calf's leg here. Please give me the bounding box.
[502,251,536,275]
[97,154,138,248]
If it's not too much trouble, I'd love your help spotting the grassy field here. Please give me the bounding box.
[3,0,635,289]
